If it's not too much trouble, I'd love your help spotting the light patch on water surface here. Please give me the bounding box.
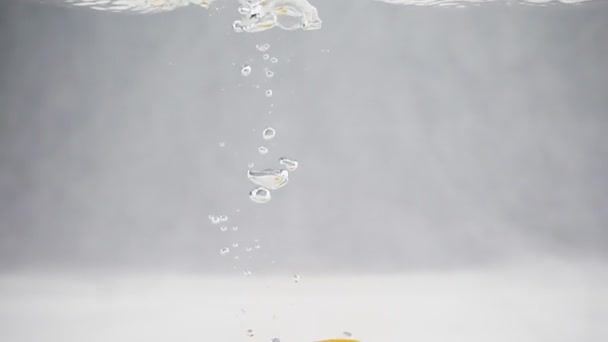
[1,262,605,342]
[64,0,216,13]
[375,0,590,6]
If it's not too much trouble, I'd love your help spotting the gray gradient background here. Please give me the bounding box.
[0,0,607,274]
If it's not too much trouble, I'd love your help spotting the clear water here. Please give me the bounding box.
[2,1,607,342]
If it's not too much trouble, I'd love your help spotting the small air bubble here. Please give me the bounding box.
[265,70,274,78]
[263,54,270,60]
[265,89,273,97]
[249,187,271,204]
[220,247,230,256]
[258,146,269,155]
[256,43,270,52]
[220,215,228,222]
[232,242,239,248]
[244,270,253,277]
[263,127,276,140]
[293,274,301,283]
[241,64,252,76]
[279,157,298,172]
[208,215,221,224]
[270,57,278,63]
[232,226,239,231]
[220,226,228,232]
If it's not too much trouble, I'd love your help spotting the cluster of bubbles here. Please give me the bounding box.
[238,43,299,204]
[208,214,228,224]
[248,157,299,204]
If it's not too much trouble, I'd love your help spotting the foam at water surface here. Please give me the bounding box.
[233,0,322,33]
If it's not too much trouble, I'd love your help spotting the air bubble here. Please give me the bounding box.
[270,57,278,63]
[241,65,252,76]
[245,247,253,252]
[263,54,270,60]
[244,270,253,277]
[258,146,269,155]
[249,187,271,204]
[248,169,288,190]
[220,247,230,256]
[209,215,221,224]
[263,127,276,140]
[220,226,228,232]
[256,43,270,52]
[232,226,239,231]
[232,242,239,248]
[343,331,353,337]
[220,215,228,222]
[279,157,298,172]
[293,274,301,283]
[254,244,261,249]
[219,141,225,147]
[248,162,255,168]
[265,89,273,97]
[232,20,244,32]
[271,338,280,342]
[265,69,274,78]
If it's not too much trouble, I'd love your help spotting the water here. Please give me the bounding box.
[249,187,272,204]
[7,2,608,342]
[247,169,289,190]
